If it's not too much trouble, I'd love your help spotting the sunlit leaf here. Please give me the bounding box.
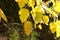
[49,22,56,33]
[38,24,42,30]
[0,8,8,22]
[54,1,60,12]
[43,15,49,25]
[24,21,33,36]
[56,25,60,38]
[55,20,60,38]
[50,20,60,38]
[35,6,44,13]
[27,0,35,7]
[36,0,42,6]
[51,0,54,3]
[17,0,28,8]
[35,12,43,24]
[19,8,29,23]
[31,6,44,24]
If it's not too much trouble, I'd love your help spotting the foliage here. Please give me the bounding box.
[0,8,8,22]
[0,0,60,40]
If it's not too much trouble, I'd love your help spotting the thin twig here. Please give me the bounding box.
[2,22,12,31]
[8,23,22,25]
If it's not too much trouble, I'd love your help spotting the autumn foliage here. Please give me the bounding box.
[0,0,60,40]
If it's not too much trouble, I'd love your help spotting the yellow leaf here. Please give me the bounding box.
[50,20,60,38]
[56,25,60,38]
[35,6,43,13]
[19,8,29,23]
[31,6,43,24]
[17,0,28,8]
[54,2,60,12]
[35,12,43,24]
[43,15,49,25]
[27,0,35,7]
[24,21,32,36]
[55,20,60,38]
[51,0,54,3]
[38,24,42,30]
[49,22,56,33]
[0,9,8,22]
[36,0,42,6]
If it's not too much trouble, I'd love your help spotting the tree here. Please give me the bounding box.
[0,0,60,40]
